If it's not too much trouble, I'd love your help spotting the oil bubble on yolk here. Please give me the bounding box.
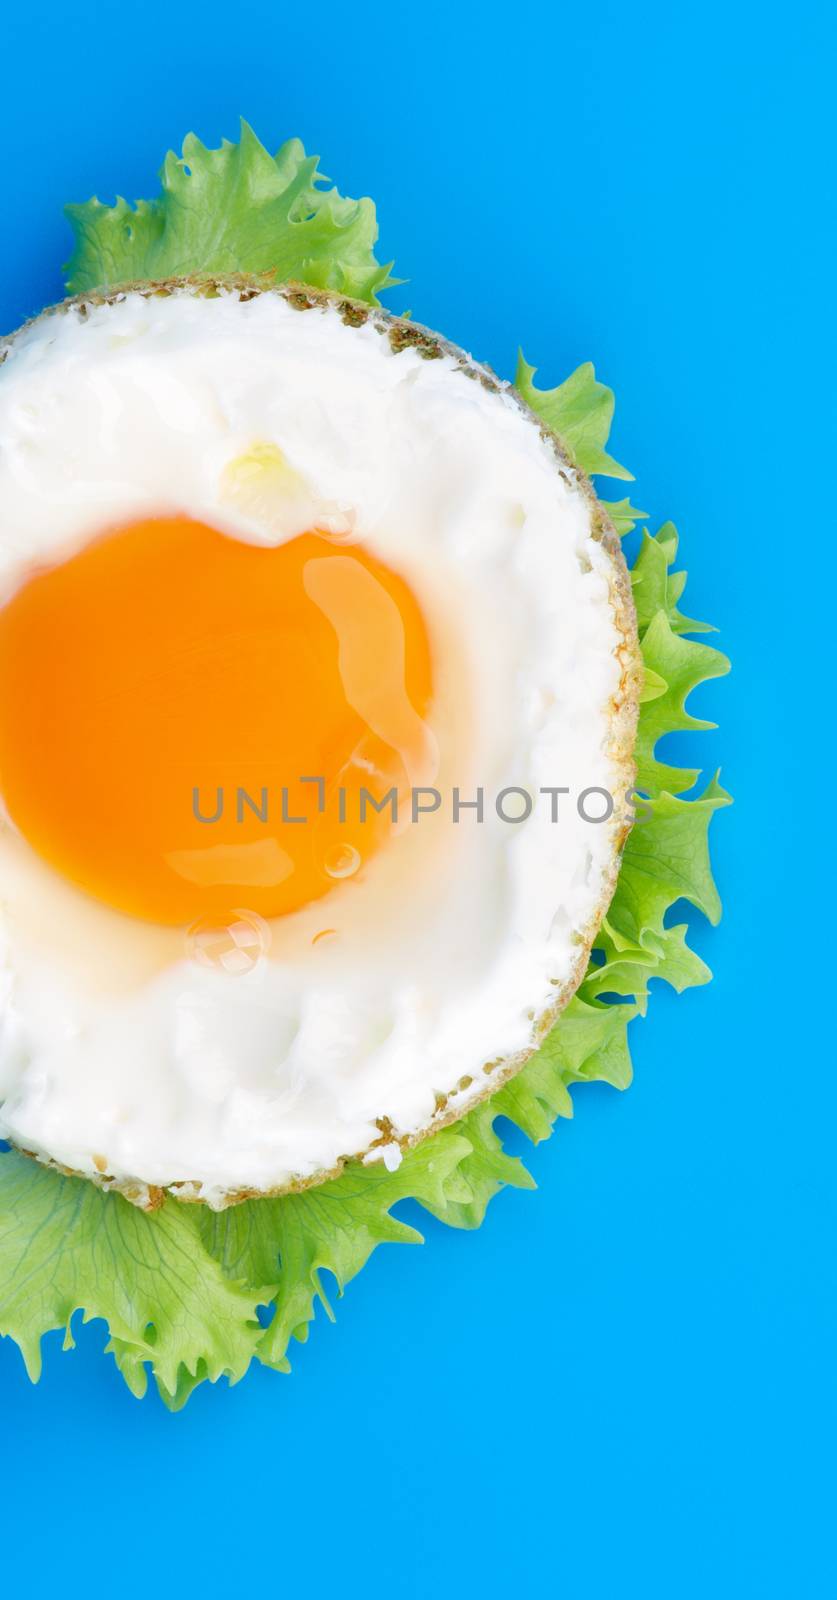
[187,909,271,974]
[324,844,361,880]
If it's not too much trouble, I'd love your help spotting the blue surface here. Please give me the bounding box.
[1,2,834,1594]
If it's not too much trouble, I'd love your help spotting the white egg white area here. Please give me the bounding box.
[0,289,625,1202]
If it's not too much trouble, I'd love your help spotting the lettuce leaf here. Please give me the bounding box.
[0,126,730,1405]
[515,353,633,481]
[514,355,647,536]
[65,120,396,303]
[0,1148,264,1398]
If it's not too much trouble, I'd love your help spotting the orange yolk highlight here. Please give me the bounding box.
[0,516,435,926]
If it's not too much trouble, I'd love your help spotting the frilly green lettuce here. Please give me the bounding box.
[65,119,396,303]
[0,125,730,1407]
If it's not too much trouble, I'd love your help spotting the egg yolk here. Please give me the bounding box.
[0,516,435,926]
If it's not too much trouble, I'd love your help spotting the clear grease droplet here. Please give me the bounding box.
[186,909,271,974]
[324,843,361,880]
[315,508,358,545]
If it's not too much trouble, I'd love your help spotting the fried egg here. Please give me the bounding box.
[0,283,638,1207]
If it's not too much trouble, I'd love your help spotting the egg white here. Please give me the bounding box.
[0,286,634,1205]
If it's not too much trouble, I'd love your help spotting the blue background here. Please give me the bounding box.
[1,2,834,1594]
